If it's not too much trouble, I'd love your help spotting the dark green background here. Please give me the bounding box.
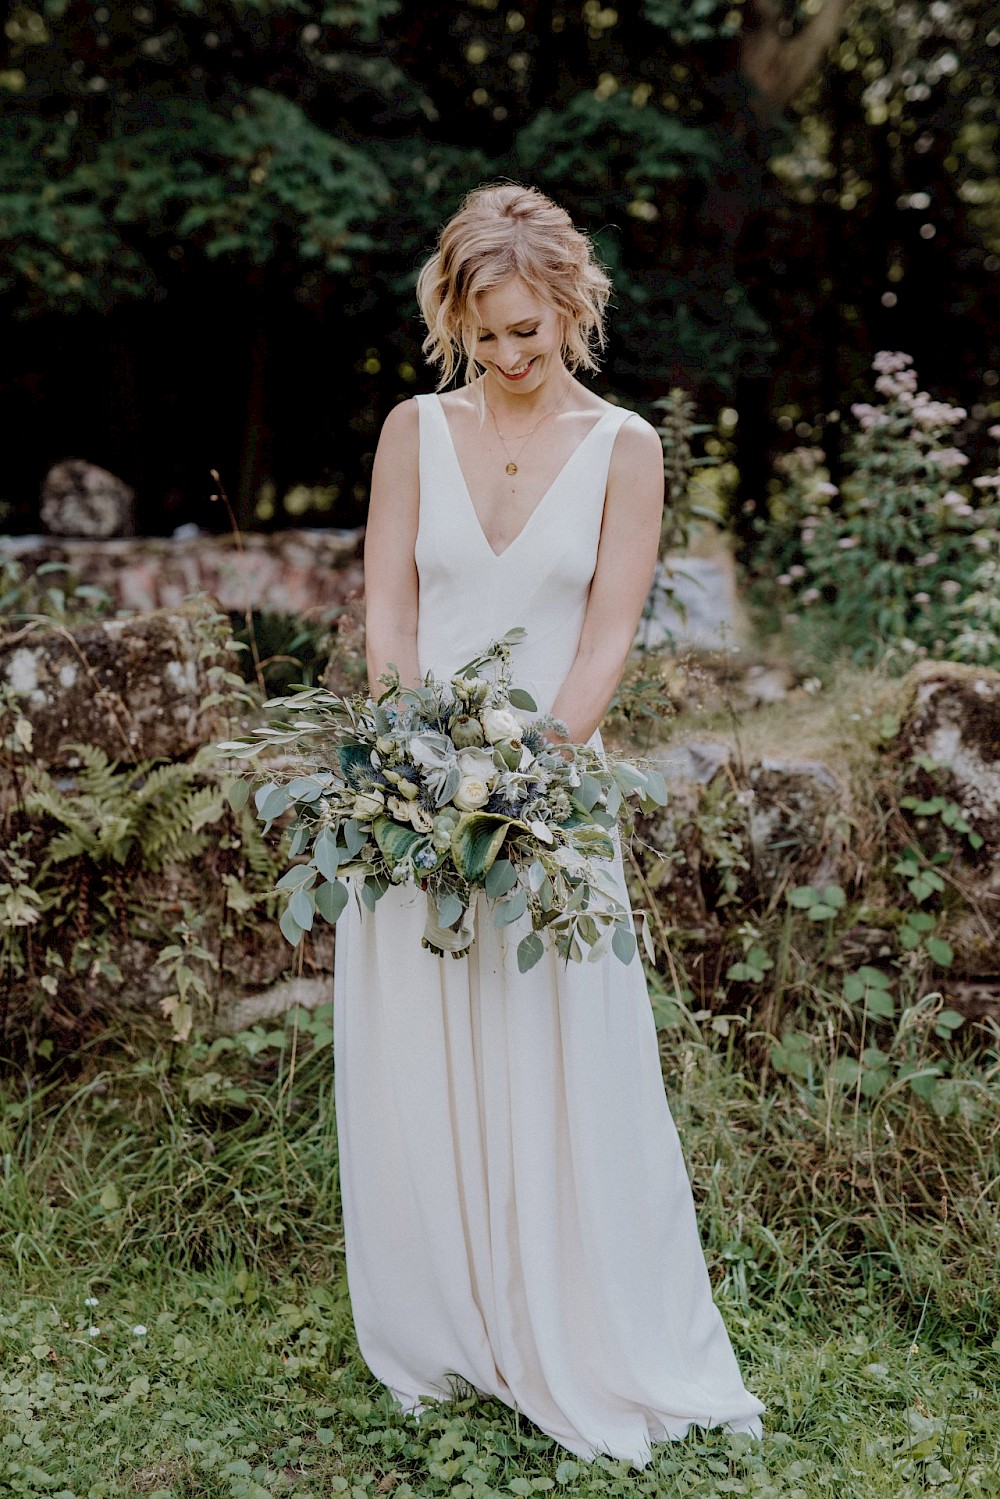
[2,0,998,542]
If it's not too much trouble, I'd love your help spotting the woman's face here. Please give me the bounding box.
[471,278,564,396]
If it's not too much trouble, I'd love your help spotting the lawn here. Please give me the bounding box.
[1,997,997,1499]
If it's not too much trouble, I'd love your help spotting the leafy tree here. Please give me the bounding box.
[1,0,997,544]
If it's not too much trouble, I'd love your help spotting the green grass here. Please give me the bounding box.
[1,1000,998,1499]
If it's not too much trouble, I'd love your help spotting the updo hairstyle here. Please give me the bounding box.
[415,182,613,389]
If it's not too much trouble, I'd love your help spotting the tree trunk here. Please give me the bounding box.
[741,0,853,117]
[237,271,269,531]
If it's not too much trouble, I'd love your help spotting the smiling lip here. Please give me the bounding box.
[498,358,536,381]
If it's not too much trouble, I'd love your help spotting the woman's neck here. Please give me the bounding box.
[480,368,576,429]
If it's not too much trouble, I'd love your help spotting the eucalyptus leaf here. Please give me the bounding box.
[313,828,342,881]
[493,886,528,928]
[517,931,545,972]
[258,785,289,822]
[289,885,315,931]
[313,878,348,924]
[343,818,367,858]
[279,905,304,946]
[508,687,537,711]
[360,877,389,912]
[435,892,465,928]
[225,778,250,812]
[485,858,518,898]
[287,775,326,802]
[575,774,602,811]
[612,926,637,964]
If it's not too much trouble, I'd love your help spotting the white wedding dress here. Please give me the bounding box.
[333,392,765,1465]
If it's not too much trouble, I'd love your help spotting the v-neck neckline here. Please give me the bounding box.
[434,395,616,561]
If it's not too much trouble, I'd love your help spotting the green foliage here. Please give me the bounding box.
[0,90,387,311]
[759,353,1000,667]
[643,0,744,44]
[0,991,997,1495]
[0,674,282,1045]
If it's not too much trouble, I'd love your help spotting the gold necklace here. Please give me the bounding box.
[486,381,572,476]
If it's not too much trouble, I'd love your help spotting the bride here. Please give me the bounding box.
[333,181,765,1466]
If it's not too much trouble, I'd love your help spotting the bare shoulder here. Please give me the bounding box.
[609,410,664,482]
[378,395,420,451]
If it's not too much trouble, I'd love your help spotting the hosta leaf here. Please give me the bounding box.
[372,816,422,867]
[451,814,513,882]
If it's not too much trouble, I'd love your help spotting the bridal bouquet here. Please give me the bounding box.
[219,630,667,972]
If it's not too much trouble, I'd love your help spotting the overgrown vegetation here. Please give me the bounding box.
[0,600,286,1052]
[755,353,1000,669]
[1,988,997,1498]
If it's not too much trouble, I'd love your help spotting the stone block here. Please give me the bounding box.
[0,600,236,768]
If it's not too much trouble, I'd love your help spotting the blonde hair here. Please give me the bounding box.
[415,182,612,388]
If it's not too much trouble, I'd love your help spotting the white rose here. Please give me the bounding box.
[409,805,434,833]
[481,707,522,743]
[387,795,412,822]
[453,776,490,812]
[351,790,385,819]
[456,747,496,778]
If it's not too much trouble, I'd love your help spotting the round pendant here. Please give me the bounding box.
[505,462,518,476]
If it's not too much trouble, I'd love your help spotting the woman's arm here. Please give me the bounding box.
[547,415,664,742]
[363,398,421,691]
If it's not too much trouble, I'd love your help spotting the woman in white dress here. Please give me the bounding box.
[334,182,765,1467]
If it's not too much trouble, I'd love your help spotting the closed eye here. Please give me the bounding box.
[478,328,539,341]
